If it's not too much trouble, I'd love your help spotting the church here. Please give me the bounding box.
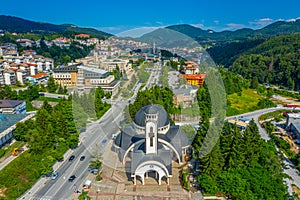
[113,104,190,185]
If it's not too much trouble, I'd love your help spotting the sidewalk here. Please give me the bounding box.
[0,145,28,171]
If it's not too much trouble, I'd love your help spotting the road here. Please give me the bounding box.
[28,73,144,199]
[31,101,127,200]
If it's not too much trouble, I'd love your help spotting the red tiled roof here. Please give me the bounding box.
[75,33,90,38]
[26,63,38,66]
[181,74,206,79]
[31,73,47,79]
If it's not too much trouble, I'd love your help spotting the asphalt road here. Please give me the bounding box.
[33,101,127,200]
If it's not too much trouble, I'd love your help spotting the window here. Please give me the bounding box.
[149,126,154,147]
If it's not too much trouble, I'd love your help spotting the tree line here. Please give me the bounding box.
[192,83,288,199]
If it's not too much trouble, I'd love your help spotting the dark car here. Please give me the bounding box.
[69,155,75,161]
[102,139,107,144]
[80,156,85,161]
[68,175,76,182]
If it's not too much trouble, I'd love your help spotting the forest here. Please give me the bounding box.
[192,84,288,199]
[229,34,300,90]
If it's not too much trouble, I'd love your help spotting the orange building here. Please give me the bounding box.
[75,34,90,38]
[181,73,206,86]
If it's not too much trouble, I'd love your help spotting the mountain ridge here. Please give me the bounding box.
[0,15,111,39]
[139,20,300,45]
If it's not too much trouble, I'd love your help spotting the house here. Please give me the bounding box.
[0,100,26,114]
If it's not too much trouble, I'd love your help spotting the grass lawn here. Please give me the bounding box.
[36,96,62,102]
[227,88,262,116]
[0,141,23,159]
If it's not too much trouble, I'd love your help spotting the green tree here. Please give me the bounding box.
[47,76,57,93]
[250,76,259,89]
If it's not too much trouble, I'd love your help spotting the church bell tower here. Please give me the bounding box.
[145,113,158,154]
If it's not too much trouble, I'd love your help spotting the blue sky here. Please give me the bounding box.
[1,0,300,35]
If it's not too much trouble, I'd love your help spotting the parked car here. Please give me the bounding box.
[51,172,59,180]
[80,156,86,161]
[69,155,75,161]
[68,175,76,182]
[102,139,107,144]
[42,169,54,178]
[89,168,99,174]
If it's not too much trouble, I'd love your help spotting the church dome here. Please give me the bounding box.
[134,105,170,128]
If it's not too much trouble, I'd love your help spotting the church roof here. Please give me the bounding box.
[134,105,169,128]
[131,148,173,175]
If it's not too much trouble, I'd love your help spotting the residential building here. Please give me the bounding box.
[3,69,16,85]
[182,74,206,86]
[173,86,197,108]
[16,70,27,84]
[0,100,26,114]
[53,64,78,87]
[0,69,4,84]
[182,61,200,75]
[100,59,132,74]
[288,122,300,140]
[0,114,27,148]
[286,113,300,127]
[53,63,120,96]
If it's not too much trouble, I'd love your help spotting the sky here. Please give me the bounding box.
[1,0,300,36]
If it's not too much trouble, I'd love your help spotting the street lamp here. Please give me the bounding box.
[96,187,100,200]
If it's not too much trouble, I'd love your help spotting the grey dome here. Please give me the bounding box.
[134,105,170,128]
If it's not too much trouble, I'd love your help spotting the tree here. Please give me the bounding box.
[47,75,57,93]
[41,100,53,113]
[250,76,259,89]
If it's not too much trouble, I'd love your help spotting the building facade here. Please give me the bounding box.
[0,100,26,114]
[114,105,190,185]
[53,63,120,96]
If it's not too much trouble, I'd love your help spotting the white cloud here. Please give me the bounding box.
[191,23,204,28]
[248,18,275,29]
[220,23,245,31]
[286,17,300,22]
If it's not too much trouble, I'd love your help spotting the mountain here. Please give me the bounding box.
[139,20,300,45]
[0,15,111,39]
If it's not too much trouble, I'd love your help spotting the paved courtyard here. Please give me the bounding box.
[86,140,193,200]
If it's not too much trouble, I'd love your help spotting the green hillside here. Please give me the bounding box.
[229,34,300,90]
[0,15,111,39]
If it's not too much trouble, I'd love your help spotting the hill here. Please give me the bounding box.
[229,34,300,90]
[0,15,111,39]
